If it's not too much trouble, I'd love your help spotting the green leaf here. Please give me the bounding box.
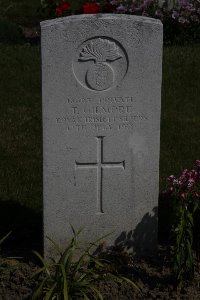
[119,275,141,293]
[0,231,11,246]
[33,250,51,277]
[32,277,48,300]
[44,282,57,300]
[88,285,104,300]
[186,212,194,226]
[31,266,46,278]
[80,290,90,300]
[46,236,63,257]
[70,224,83,237]
[61,264,69,300]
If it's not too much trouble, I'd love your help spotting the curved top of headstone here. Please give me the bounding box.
[40,13,162,28]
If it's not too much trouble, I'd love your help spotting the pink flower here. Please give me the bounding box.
[190,170,198,179]
[180,192,186,199]
[178,174,187,185]
[195,160,200,167]
[182,169,189,175]
[187,178,195,188]
[168,175,176,181]
[172,10,179,19]
[193,192,200,198]
[178,16,189,24]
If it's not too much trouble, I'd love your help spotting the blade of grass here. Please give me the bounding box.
[32,277,49,300]
[0,231,12,246]
[44,282,57,300]
[88,285,104,300]
[61,264,69,300]
[33,250,51,276]
[46,236,63,257]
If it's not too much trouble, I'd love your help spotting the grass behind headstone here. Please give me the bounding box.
[0,45,42,211]
[160,44,200,189]
[0,0,41,26]
[0,19,23,44]
[0,43,200,212]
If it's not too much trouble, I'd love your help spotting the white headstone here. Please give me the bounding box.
[41,14,163,256]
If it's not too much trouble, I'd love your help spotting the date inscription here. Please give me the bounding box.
[56,96,148,131]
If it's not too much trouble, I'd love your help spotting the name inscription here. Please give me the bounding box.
[56,96,148,131]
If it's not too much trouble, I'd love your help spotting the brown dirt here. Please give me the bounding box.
[0,245,200,299]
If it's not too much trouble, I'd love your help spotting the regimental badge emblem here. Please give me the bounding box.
[73,37,128,92]
[79,38,122,91]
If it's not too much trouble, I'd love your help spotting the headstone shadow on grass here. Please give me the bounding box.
[0,199,42,260]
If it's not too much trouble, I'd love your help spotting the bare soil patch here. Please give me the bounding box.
[0,245,200,299]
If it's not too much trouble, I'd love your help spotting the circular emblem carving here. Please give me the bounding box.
[73,37,128,92]
[86,62,114,91]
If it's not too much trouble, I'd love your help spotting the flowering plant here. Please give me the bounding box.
[40,0,200,20]
[40,0,160,17]
[40,0,107,17]
[167,160,200,281]
[167,160,200,200]
[172,0,200,25]
[40,0,200,44]
[164,0,200,44]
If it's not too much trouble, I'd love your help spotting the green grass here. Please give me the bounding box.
[0,0,199,262]
[0,0,199,213]
[0,43,199,212]
[0,45,42,211]
[160,44,200,189]
[0,0,41,26]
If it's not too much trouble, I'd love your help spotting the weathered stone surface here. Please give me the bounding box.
[41,14,163,257]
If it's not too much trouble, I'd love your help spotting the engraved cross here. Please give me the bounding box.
[75,136,125,214]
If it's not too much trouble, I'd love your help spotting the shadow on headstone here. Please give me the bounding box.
[114,207,158,256]
[0,199,42,260]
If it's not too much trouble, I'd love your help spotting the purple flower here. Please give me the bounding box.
[110,0,121,5]
[116,4,127,13]
[178,0,190,7]
[155,9,163,18]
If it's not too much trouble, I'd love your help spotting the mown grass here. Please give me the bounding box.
[0,0,200,212]
[160,44,200,189]
[0,45,42,211]
[0,43,199,213]
[0,0,41,26]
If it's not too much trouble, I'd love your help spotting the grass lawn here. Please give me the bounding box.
[0,45,42,211]
[0,0,41,26]
[0,0,200,215]
[0,43,200,214]
[160,44,200,188]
